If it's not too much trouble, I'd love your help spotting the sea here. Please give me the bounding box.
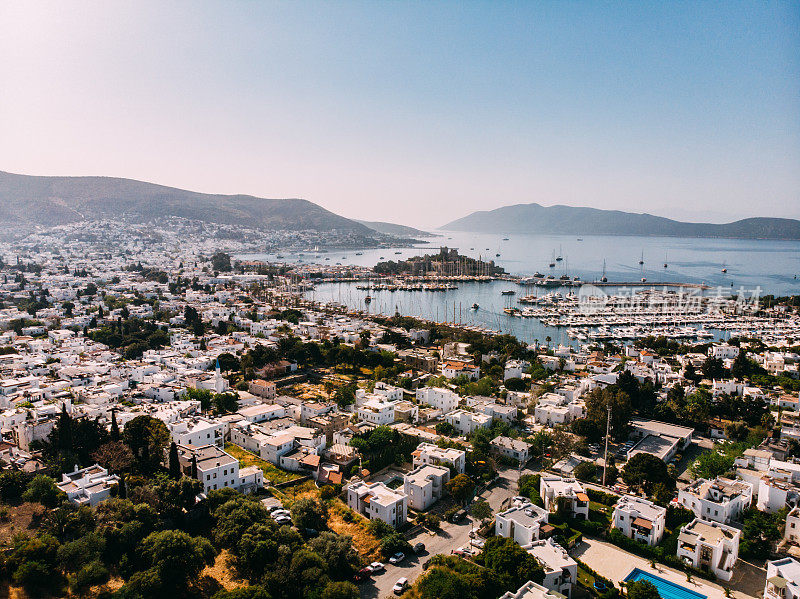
[238,231,800,346]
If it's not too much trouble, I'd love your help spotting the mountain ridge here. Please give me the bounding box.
[441,202,800,240]
[0,170,372,233]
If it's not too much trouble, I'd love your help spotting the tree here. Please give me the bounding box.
[627,580,661,599]
[309,531,359,579]
[23,474,65,508]
[213,588,272,599]
[479,536,544,590]
[573,461,598,482]
[290,497,328,530]
[333,384,356,409]
[110,409,120,441]
[731,351,755,380]
[702,357,726,380]
[321,581,360,599]
[211,252,233,272]
[367,518,393,539]
[447,473,476,505]
[740,508,782,558]
[622,453,674,495]
[168,442,181,479]
[92,440,134,474]
[584,387,632,441]
[0,470,29,503]
[380,531,413,558]
[504,377,527,392]
[472,499,492,522]
[122,415,170,471]
[129,530,216,596]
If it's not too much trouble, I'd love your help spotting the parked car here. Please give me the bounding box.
[354,567,372,582]
[271,509,290,518]
[413,542,426,555]
[274,515,292,526]
[393,577,409,595]
[450,509,466,523]
[470,538,486,549]
[367,562,385,573]
[389,552,405,565]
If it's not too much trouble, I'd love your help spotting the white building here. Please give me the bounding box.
[416,387,460,413]
[177,443,263,494]
[678,477,753,524]
[56,464,119,507]
[495,500,550,546]
[490,436,532,464]
[445,409,492,435]
[523,538,578,598]
[786,506,800,544]
[412,442,466,474]
[168,416,224,448]
[500,581,565,599]
[757,460,800,513]
[765,558,800,599]
[540,476,589,520]
[346,480,407,528]
[373,381,405,401]
[709,344,740,360]
[403,464,450,511]
[356,396,397,426]
[612,495,666,546]
[676,518,740,581]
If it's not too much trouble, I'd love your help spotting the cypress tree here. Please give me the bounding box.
[168,442,181,479]
[190,454,198,480]
[110,409,120,441]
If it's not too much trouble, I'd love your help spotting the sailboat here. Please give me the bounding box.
[600,259,608,283]
[556,246,563,262]
[549,251,556,268]
[663,253,668,268]
[638,251,644,265]
[721,262,728,273]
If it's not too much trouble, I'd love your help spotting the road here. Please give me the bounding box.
[360,466,524,599]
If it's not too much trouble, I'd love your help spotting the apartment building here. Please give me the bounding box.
[786,506,800,544]
[356,396,397,426]
[177,443,263,494]
[612,495,667,546]
[490,436,532,464]
[346,480,407,528]
[500,581,566,599]
[678,477,753,524]
[758,460,800,513]
[676,518,740,581]
[168,416,224,448]
[445,409,492,435]
[403,464,450,511]
[412,442,466,474]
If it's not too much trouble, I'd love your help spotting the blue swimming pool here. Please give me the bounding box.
[624,569,707,599]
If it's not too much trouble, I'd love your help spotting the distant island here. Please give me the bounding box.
[356,220,436,238]
[442,203,800,240]
[0,170,371,233]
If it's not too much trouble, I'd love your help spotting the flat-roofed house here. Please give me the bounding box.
[523,538,578,597]
[612,495,667,546]
[346,480,407,528]
[678,477,753,524]
[677,518,740,581]
[411,442,466,473]
[404,464,450,511]
[57,464,119,507]
[495,500,549,546]
[540,476,589,520]
[765,558,800,599]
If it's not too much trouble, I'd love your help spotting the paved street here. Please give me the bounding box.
[360,466,524,598]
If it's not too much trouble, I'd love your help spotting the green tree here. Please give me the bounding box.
[479,536,544,590]
[573,461,598,482]
[472,499,493,522]
[627,580,661,599]
[380,531,413,558]
[122,415,170,471]
[0,470,29,502]
[213,587,272,599]
[309,531,360,579]
[584,387,632,441]
[447,473,476,505]
[23,474,65,508]
[321,581,360,599]
[290,497,328,530]
[168,442,181,479]
[702,357,726,380]
[622,453,674,495]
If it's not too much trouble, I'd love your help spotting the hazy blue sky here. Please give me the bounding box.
[1,1,798,228]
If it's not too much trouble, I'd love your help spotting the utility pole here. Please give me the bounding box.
[602,402,612,487]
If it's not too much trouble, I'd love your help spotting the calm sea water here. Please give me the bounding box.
[241,231,800,346]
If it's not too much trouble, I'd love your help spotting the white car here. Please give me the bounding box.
[389,552,405,564]
[393,577,408,595]
[368,561,385,573]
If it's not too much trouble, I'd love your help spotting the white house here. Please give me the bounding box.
[612,495,666,546]
[168,416,224,448]
[523,538,578,598]
[495,500,549,546]
[445,409,492,435]
[346,480,407,528]
[412,442,466,474]
[765,558,800,599]
[177,443,263,494]
[500,581,565,599]
[490,436,532,464]
[57,464,119,507]
[709,344,740,360]
[678,477,753,524]
[416,387,460,413]
[757,460,800,513]
[786,506,800,544]
[404,464,450,511]
[677,518,740,581]
[540,476,589,520]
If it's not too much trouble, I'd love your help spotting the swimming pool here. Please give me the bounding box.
[624,568,707,599]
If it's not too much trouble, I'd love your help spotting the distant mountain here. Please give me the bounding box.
[356,220,436,238]
[0,171,372,233]
[442,203,800,240]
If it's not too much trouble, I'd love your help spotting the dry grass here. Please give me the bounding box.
[224,443,301,485]
[201,549,248,591]
[327,500,382,563]
[0,502,45,548]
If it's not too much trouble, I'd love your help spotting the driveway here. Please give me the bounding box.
[360,467,526,598]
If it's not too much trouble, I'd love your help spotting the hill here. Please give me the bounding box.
[356,220,436,237]
[0,171,372,233]
[442,203,800,240]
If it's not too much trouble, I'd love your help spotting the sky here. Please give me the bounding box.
[1,1,799,228]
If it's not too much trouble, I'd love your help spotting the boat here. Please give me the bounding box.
[600,259,608,283]
[395,251,402,254]
[355,252,363,256]
[722,267,727,273]
[638,251,644,265]
[663,253,668,268]
[364,295,372,304]
[721,262,727,273]
[495,253,501,257]
[503,237,509,241]
[556,246,563,262]
[533,272,544,278]
[501,290,516,295]
[641,277,647,283]
[471,303,479,310]
[577,238,583,241]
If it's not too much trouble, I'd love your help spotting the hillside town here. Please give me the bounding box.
[0,224,799,599]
